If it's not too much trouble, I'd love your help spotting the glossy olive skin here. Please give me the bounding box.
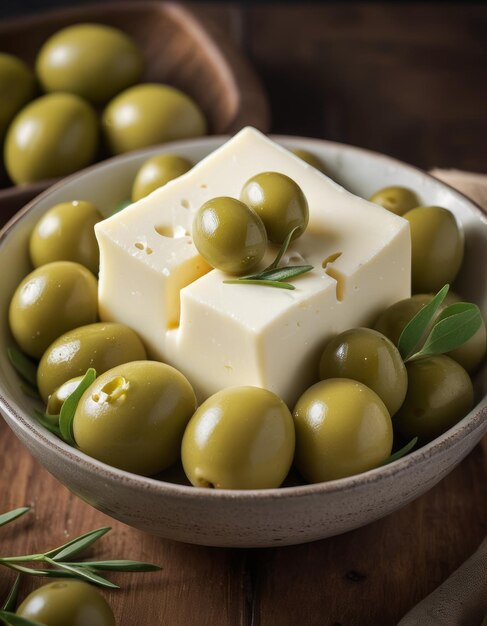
[293,378,393,483]
[9,261,98,360]
[192,196,267,274]
[403,205,464,293]
[74,360,196,475]
[46,375,84,415]
[240,172,309,244]
[16,580,115,626]
[37,322,147,404]
[375,292,486,374]
[36,23,143,104]
[394,355,473,443]
[4,92,98,184]
[29,200,102,274]
[369,186,420,216]
[319,328,408,416]
[292,148,327,174]
[374,294,432,347]
[132,154,192,201]
[182,386,295,489]
[0,52,36,140]
[102,83,206,155]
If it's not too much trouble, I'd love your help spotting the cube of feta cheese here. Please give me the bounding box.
[96,127,410,406]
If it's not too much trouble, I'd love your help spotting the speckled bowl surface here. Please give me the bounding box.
[1,135,486,548]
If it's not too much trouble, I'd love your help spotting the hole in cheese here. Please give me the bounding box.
[155,225,190,238]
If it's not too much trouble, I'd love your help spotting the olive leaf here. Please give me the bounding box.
[46,527,111,561]
[33,411,61,438]
[6,348,37,388]
[0,611,44,626]
[397,285,449,360]
[0,508,30,528]
[62,559,160,572]
[58,368,97,445]
[223,279,296,290]
[1,576,20,612]
[43,558,119,589]
[380,437,418,466]
[408,303,483,361]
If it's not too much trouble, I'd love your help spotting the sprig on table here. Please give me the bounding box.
[397,284,483,362]
[0,507,160,598]
[224,226,313,290]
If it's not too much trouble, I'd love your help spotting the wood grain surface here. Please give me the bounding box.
[1,3,486,626]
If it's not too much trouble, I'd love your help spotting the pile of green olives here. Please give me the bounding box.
[1,23,206,186]
[368,185,464,294]
[192,171,309,274]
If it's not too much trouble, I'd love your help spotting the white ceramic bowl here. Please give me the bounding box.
[1,136,486,548]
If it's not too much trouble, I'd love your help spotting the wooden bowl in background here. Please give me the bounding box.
[0,1,270,221]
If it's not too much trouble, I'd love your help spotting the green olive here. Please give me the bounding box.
[374,294,432,346]
[182,386,295,489]
[394,355,473,443]
[4,93,98,184]
[74,360,196,475]
[102,83,206,155]
[37,322,147,404]
[0,52,36,140]
[132,154,192,201]
[369,186,420,216]
[374,292,486,374]
[46,375,84,415]
[192,196,267,274]
[9,261,98,360]
[36,23,143,104]
[16,580,115,626]
[318,328,407,416]
[292,148,328,174]
[240,171,309,244]
[29,200,102,274]
[293,378,392,482]
[403,205,464,293]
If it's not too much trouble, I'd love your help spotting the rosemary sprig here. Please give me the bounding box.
[0,507,160,594]
[223,226,313,289]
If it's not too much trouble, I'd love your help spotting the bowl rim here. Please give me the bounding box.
[1,132,486,502]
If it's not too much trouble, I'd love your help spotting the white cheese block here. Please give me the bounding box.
[96,127,411,406]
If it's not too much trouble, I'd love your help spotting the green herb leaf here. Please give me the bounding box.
[408,303,483,361]
[242,265,313,282]
[7,348,37,387]
[44,558,119,588]
[265,226,301,271]
[33,411,61,437]
[398,285,450,360]
[223,279,295,290]
[0,610,44,626]
[380,437,418,466]
[46,527,111,561]
[1,575,20,611]
[58,368,96,445]
[0,508,30,528]
[67,559,161,572]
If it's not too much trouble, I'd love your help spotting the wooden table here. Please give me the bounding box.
[1,3,486,625]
